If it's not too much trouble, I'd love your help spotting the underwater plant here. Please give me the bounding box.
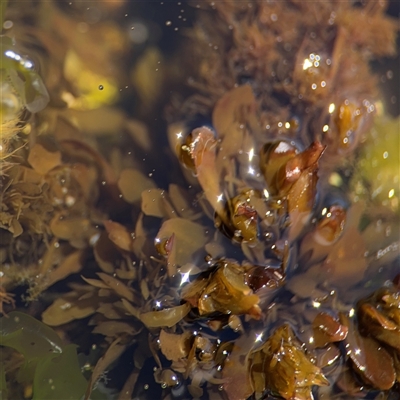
[0,0,399,399]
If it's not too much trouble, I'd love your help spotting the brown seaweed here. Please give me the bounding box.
[1,0,399,399]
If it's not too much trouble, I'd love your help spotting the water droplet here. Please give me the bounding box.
[3,20,13,29]
[98,85,104,90]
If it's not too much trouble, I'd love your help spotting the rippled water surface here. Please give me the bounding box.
[0,1,399,400]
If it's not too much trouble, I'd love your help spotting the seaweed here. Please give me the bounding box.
[1,0,399,399]
[0,311,106,399]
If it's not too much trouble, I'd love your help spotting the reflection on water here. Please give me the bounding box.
[0,1,399,399]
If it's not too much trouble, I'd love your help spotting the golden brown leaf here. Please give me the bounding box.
[182,261,260,318]
[249,324,328,399]
[140,302,191,328]
[312,312,348,348]
[357,287,400,352]
[104,220,135,252]
[117,168,156,204]
[44,250,84,290]
[96,273,135,302]
[91,321,137,337]
[155,218,207,276]
[141,188,171,218]
[212,85,257,136]
[42,292,97,326]
[50,212,92,242]
[190,127,224,216]
[159,330,192,362]
[222,336,254,400]
[340,312,396,390]
[28,143,62,175]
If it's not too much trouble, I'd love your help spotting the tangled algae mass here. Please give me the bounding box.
[0,0,399,399]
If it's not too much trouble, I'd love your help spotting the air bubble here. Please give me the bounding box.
[3,20,13,29]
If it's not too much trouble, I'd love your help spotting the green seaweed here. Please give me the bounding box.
[0,311,106,400]
[33,344,88,400]
[0,311,63,357]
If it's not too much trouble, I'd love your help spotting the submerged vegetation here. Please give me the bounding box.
[0,0,399,399]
